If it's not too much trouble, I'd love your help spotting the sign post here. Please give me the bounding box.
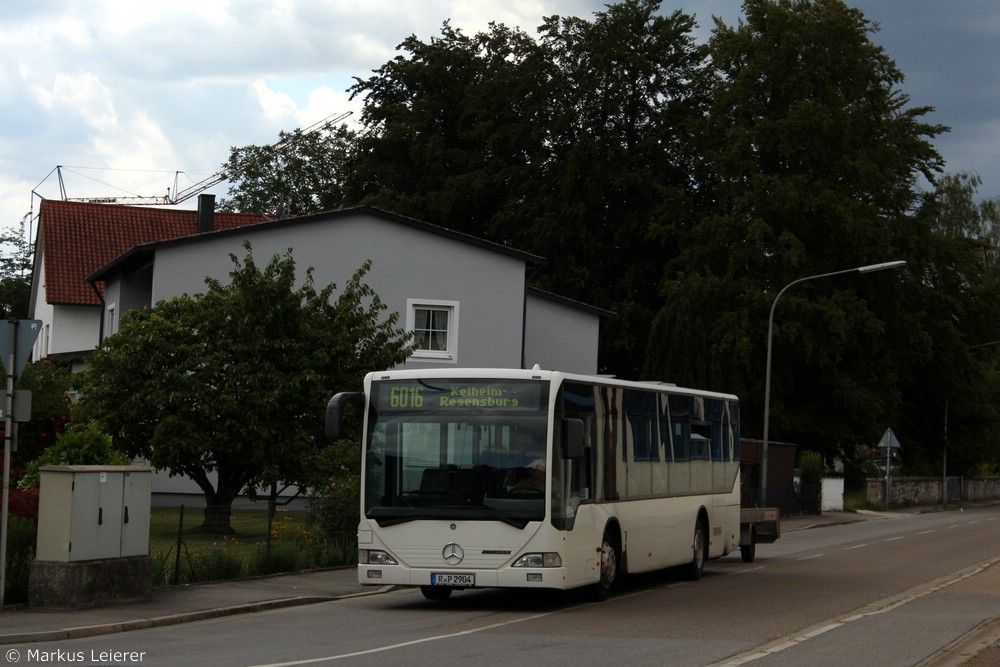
[878,427,902,509]
[0,319,41,610]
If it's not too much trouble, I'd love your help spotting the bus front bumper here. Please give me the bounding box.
[358,564,573,590]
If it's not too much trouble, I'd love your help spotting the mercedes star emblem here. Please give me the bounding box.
[442,542,465,565]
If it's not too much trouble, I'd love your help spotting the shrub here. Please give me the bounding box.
[799,450,824,515]
[306,441,360,560]
[3,516,36,605]
[19,420,130,489]
[5,488,39,522]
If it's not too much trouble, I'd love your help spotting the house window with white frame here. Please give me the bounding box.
[407,299,459,362]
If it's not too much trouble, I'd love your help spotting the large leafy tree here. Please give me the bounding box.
[218,123,359,217]
[78,244,411,532]
[350,1,707,377]
[644,0,949,466]
[905,172,1000,475]
[347,20,550,241]
[221,1,706,377]
[213,1,1000,477]
[520,1,707,378]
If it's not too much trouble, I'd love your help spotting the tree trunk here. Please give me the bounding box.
[191,471,245,535]
[202,503,234,535]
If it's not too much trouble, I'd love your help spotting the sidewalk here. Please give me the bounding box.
[1,507,996,665]
[0,566,377,645]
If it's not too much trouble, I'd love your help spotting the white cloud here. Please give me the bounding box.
[1,0,999,234]
[90,110,177,172]
[31,72,119,133]
[254,80,300,124]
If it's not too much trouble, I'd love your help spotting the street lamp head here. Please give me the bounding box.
[857,260,906,273]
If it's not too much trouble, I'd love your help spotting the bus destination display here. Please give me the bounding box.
[376,380,544,411]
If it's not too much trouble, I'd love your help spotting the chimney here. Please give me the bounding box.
[197,194,216,233]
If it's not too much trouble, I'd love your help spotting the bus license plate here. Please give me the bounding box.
[431,573,474,587]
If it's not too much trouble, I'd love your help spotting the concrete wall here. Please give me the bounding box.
[964,477,1000,502]
[866,476,1000,506]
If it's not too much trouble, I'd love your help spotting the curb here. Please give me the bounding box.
[0,596,335,645]
[918,617,1000,667]
[0,583,399,645]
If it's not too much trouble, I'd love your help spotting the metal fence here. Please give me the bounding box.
[148,502,356,586]
[1,501,356,606]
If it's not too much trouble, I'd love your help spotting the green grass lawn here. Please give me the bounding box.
[149,506,311,547]
[147,506,349,585]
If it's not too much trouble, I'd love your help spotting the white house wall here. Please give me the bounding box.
[47,305,100,359]
[30,252,100,360]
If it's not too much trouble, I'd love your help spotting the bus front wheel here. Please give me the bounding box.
[586,529,619,601]
[420,585,453,600]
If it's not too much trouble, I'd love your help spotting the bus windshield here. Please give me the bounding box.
[364,378,549,528]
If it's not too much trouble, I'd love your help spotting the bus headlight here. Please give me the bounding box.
[360,549,398,566]
[512,553,562,568]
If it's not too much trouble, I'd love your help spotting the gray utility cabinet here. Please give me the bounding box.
[36,465,151,562]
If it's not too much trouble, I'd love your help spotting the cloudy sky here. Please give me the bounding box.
[2,1,998,241]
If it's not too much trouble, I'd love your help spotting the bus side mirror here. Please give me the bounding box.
[561,418,585,459]
[326,391,364,441]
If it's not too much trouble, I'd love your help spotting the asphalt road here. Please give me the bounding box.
[8,507,1000,667]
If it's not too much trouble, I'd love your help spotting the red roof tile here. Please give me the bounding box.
[39,199,265,306]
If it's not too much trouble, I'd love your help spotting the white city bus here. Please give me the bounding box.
[326,367,747,601]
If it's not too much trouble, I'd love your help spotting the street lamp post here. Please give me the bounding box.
[761,260,906,506]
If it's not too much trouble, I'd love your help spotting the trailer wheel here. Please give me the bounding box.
[741,527,756,563]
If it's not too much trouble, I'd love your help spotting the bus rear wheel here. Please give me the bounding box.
[685,519,707,581]
[741,527,756,563]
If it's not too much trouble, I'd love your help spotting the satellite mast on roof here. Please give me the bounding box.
[54,110,353,206]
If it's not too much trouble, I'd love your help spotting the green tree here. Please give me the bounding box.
[645,0,947,465]
[905,172,1000,476]
[221,2,706,377]
[347,0,706,377]
[209,0,1000,481]
[0,219,33,320]
[78,243,411,533]
[523,1,706,377]
[218,123,359,217]
[7,360,74,478]
[348,19,551,241]
[798,450,824,515]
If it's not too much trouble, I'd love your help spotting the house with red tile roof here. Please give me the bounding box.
[88,204,613,374]
[31,196,612,374]
[28,195,265,367]
[32,198,612,502]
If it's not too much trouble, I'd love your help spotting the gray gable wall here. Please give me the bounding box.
[101,209,602,373]
[524,291,602,375]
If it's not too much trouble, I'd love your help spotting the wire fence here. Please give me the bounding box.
[2,500,357,605]
[148,502,356,586]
